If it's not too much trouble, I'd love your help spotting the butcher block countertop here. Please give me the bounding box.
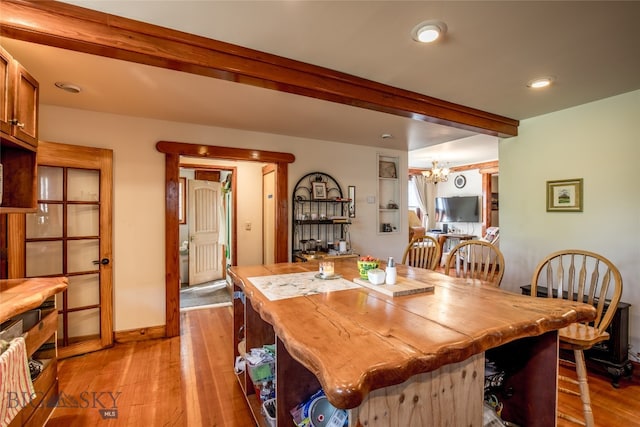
[0,277,68,323]
[229,258,596,409]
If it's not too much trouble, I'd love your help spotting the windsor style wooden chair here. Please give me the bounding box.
[401,235,441,271]
[531,249,623,427]
[444,240,505,286]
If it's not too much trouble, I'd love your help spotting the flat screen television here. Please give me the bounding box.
[435,196,480,223]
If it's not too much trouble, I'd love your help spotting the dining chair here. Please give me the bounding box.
[444,240,504,286]
[531,249,623,427]
[401,235,441,270]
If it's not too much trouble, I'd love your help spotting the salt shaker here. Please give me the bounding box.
[385,256,397,285]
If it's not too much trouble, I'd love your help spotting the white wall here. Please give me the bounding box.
[500,90,640,355]
[39,92,640,351]
[39,105,408,331]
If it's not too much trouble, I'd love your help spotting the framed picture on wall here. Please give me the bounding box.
[379,161,397,178]
[546,178,583,212]
[312,182,327,200]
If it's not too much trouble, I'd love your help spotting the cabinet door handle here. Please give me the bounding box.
[9,119,25,128]
[93,258,110,266]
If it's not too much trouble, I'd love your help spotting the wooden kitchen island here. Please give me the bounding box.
[229,259,596,427]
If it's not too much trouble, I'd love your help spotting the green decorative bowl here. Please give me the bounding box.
[357,260,380,279]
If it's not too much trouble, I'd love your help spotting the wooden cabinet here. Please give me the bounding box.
[0,46,39,147]
[377,154,400,234]
[0,47,13,136]
[0,45,39,213]
[232,286,275,427]
[1,277,67,427]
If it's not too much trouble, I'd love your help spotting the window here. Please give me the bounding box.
[408,179,422,220]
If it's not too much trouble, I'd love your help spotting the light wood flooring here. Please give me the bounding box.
[46,307,254,426]
[46,306,639,426]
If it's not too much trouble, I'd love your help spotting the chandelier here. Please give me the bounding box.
[421,161,450,184]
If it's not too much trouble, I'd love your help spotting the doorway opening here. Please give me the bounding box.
[157,141,295,337]
[178,162,236,310]
[179,280,230,311]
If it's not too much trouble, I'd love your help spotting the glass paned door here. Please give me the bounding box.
[22,141,113,358]
[26,166,101,348]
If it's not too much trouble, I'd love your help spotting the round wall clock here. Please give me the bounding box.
[454,175,466,189]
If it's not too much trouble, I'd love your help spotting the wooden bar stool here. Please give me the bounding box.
[531,249,623,426]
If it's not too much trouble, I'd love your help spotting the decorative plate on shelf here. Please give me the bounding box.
[379,161,397,178]
[454,174,466,189]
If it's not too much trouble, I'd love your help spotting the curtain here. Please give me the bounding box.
[411,175,437,230]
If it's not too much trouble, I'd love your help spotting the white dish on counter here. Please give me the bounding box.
[314,273,343,280]
[367,268,386,285]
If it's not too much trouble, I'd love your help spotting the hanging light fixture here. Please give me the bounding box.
[421,161,450,184]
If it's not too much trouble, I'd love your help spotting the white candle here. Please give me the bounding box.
[321,261,334,277]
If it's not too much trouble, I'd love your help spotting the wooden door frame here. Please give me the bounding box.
[156,141,295,337]
[262,163,277,264]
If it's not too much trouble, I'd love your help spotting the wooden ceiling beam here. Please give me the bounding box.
[0,0,519,137]
[452,160,499,173]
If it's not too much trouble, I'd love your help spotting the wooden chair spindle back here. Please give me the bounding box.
[401,235,441,271]
[444,240,505,286]
[531,249,622,335]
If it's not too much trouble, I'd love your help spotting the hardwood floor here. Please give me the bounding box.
[557,359,640,427]
[46,307,255,426]
[46,306,639,426]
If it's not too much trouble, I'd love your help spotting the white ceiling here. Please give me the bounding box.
[2,1,640,168]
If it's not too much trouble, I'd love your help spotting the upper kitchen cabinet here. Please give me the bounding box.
[0,45,39,213]
[1,45,39,147]
[0,47,11,136]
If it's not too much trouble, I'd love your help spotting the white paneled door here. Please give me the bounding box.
[187,179,223,286]
[23,141,113,359]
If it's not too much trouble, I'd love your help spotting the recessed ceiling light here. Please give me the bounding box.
[412,21,447,43]
[527,77,553,89]
[54,82,82,94]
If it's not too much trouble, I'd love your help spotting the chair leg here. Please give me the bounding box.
[574,349,595,427]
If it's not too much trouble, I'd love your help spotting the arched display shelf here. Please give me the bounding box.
[291,172,355,262]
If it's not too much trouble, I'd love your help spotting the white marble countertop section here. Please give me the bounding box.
[248,271,359,301]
